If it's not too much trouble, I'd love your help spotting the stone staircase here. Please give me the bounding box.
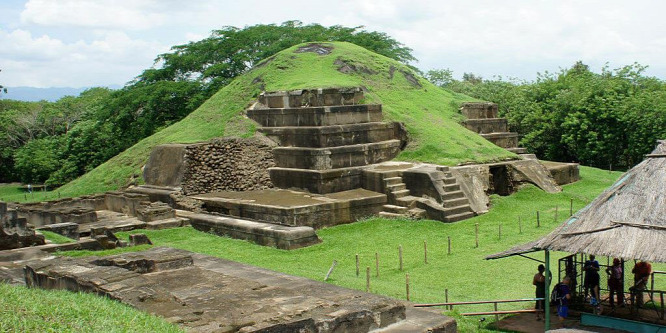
[377,172,426,219]
[247,88,407,194]
[460,102,528,155]
[437,167,475,222]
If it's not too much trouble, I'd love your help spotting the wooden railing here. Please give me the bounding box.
[414,298,543,322]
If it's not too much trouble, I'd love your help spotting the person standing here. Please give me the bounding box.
[583,255,600,305]
[631,261,652,308]
[556,276,572,326]
[533,264,546,321]
[606,258,624,308]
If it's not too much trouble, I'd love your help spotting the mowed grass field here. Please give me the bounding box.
[7,165,655,332]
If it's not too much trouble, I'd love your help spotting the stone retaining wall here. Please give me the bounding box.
[181,137,276,195]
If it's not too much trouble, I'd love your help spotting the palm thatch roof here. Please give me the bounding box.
[488,140,666,263]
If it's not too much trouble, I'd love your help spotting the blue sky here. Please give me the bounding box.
[1,0,665,88]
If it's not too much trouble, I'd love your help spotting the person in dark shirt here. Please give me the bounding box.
[583,255,600,305]
[557,276,572,324]
[533,264,546,321]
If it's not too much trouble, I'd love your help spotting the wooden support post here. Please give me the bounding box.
[519,216,522,234]
[366,266,370,292]
[570,198,573,216]
[545,250,551,330]
[447,236,451,255]
[325,260,337,281]
[406,274,410,301]
[494,302,499,324]
[445,289,450,310]
[537,211,540,227]
[375,252,379,277]
[554,206,558,222]
[356,254,360,277]
[498,224,502,240]
[475,223,479,248]
[424,240,428,264]
[399,245,403,271]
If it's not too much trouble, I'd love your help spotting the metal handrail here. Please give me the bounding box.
[414,298,544,323]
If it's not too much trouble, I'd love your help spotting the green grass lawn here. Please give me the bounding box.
[0,283,182,332]
[35,166,656,332]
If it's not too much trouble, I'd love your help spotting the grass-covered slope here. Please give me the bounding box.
[58,41,514,197]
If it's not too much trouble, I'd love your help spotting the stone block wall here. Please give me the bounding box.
[181,137,276,195]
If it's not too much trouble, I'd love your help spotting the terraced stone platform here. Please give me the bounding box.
[192,188,386,229]
[24,247,457,332]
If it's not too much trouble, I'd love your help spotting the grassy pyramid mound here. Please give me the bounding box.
[58,42,515,197]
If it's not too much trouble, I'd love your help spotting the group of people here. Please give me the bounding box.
[532,255,653,324]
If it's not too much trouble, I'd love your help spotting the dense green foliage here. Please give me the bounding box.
[427,62,666,169]
[0,22,415,186]
[55,42,511,198]
[0,283,182,332]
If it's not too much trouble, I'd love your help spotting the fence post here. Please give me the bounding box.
[445,289,450,310]
[554,206,558,222]
[406,274,410,301]
[424,240,428,264]
[519,217,522,234]
[356,254,360,277]
[448,236,451,255]
[375,252,379,277]
[366,266,370,292]
[570,198,573,216]
[399,245,403,271]
[537,211,540,227]
[494,302,499,323]
[498,224,502,240]
[475,223,479,248]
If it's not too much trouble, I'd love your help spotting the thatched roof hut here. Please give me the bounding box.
[488,140,666,263]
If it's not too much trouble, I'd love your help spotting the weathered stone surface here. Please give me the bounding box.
[193,188,385,229]
[540,161,581,185]
[270,166,366,194]
[0,205,46,250]
[272,140,402,170]
[259,122,408,148]
[142,144,187,187]
[247,104,383,127]
[24,247,455,332]
[256,87,363,108]
[462,118,508,134]
[480,132,519,149]
[459,102,498,119]
[15,205,97,227]
[128,233,153,246]
[135,202,175,222]
[37,222,79,240]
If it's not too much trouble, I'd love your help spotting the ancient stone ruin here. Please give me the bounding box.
[0,201,45,250]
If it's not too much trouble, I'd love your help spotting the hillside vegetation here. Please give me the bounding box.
[57,42,514,197]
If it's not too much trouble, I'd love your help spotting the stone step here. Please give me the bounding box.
[247,104,382,127]
[442,204,473,216]
[435,166,450,172]
[407,208,427,219]
[441,190,465,200]
[396,196,420,209]
[145,217,190,230]
[378,211,406,219]
[520,153,537,160]
[383,176,403,186]
[508,147,529,154]
[443,176,457,185]
[444,211,475,222]
[270,166,365,194]
[257,88,363,108]
[259,122,405,148]
[460,102,498,119]
[272,140,402,170]
[462,118,509,134]
[382,204,408,214]
[480,132,519,148]
[442,183,460,192]
[386,183,406,192]
[390,189,410,199]
[442,197,469,208]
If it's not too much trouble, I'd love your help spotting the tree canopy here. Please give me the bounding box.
[432,62,666,170]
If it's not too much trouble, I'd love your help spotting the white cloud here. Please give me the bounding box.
[0,28,167,87]
[20,0,168,30]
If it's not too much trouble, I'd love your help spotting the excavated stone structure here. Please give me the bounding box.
[248,88,408,194]
[460,102,527,155]
[0,202,45,250]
